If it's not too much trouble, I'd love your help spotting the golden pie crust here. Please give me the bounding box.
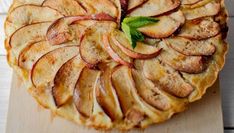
[5,0,228,130]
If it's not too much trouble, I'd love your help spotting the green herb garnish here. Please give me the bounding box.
[121,16,159,48]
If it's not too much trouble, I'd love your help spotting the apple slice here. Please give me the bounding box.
[165,37,216,56]
[182,0,215,8]
[73,66,112,128]
[128,0,180,16]
[73,67,100,117]
[132,68,171,111]
[182,1,220,20]
[111,30,161,59]
[160,41,205,74]
[103,34,133,67]
[31,46,79,87]
[143,58,194,98]
[8,0,45,12]
[5,5,63,36]
[181,0,201,5]
[96,63,123,121]
[81,0,118,18]
[46,13,116,45]
[10,22,51,60]
[178,17,220,40]
[80,22,117,68]
[52,55,86,107]
[138,10,185,38]
[18,41,76,70]
[128,0,147,11]
[111,66,145,125]
[42,0,87,16]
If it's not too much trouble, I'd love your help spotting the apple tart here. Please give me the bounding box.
[5,0,228,130]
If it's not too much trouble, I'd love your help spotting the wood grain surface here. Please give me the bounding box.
[0,0,234,133]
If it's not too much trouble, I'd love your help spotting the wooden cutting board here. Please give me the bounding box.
[6,74,224,133]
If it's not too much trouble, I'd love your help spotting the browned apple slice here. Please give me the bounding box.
[73,67,100,117]
[132,68,171,111]
[181,0,201,5]
[96,63,123,121]
[81,0,118,18]
[112,66,145,125]
[80,22,117,68]
[9,22,50,48]
[182,0,215,8]
[31,46,79,87]
[182,1,220,20]
[178,17,220,40]
[103,34,133,67]
[160,41,205,74]
[10,22,51,60]
[90,79,113,129]
[165,37,216,56]
[52,55,86,107]
[128,0,147,11]
[111,30,161,59]
[18,41,75,70]
[9,0,44,11]
[143,58,194,98]
[5,5,63,36]
[42,0,87,16]
[128,0,180,16]
[46,13,116,45]
[138,10,185,38]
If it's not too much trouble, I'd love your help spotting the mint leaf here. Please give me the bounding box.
[121,16,159,48]
[130,30,144,48]
[122,23,144,48]
[123,17,159,28]
[121,23,132,43]
[130,29,144,48]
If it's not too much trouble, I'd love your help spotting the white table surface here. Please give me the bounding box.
[0,0,234,133]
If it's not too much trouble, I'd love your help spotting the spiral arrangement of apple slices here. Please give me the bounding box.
[5,0,228,130]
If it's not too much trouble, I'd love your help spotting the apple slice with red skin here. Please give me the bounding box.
[178,17,220,40]
[42,0,87,16]
[164,37,216,56]
[80,22,117,68]
[46,13,116,45]
[111,65,145,126]
[73,67,101,117]
[9,22,52,62]
[18,41,75,70]
[5,5,63,36]
[143,58,194,98]
[132,60,171,111]
[103,33,134,67]
[128,0,180,16]
[31,46,79,87]
[128,0,148,11]
[52,55,86,107]
[95,63,124,121]
[182,1,220,20]
[160,41,206,74]
[138,10,185,38]
[80,0,119,18]
[111,30,162,59]
[181,0,201,5]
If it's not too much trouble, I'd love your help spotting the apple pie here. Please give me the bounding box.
[5,0,228,130]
